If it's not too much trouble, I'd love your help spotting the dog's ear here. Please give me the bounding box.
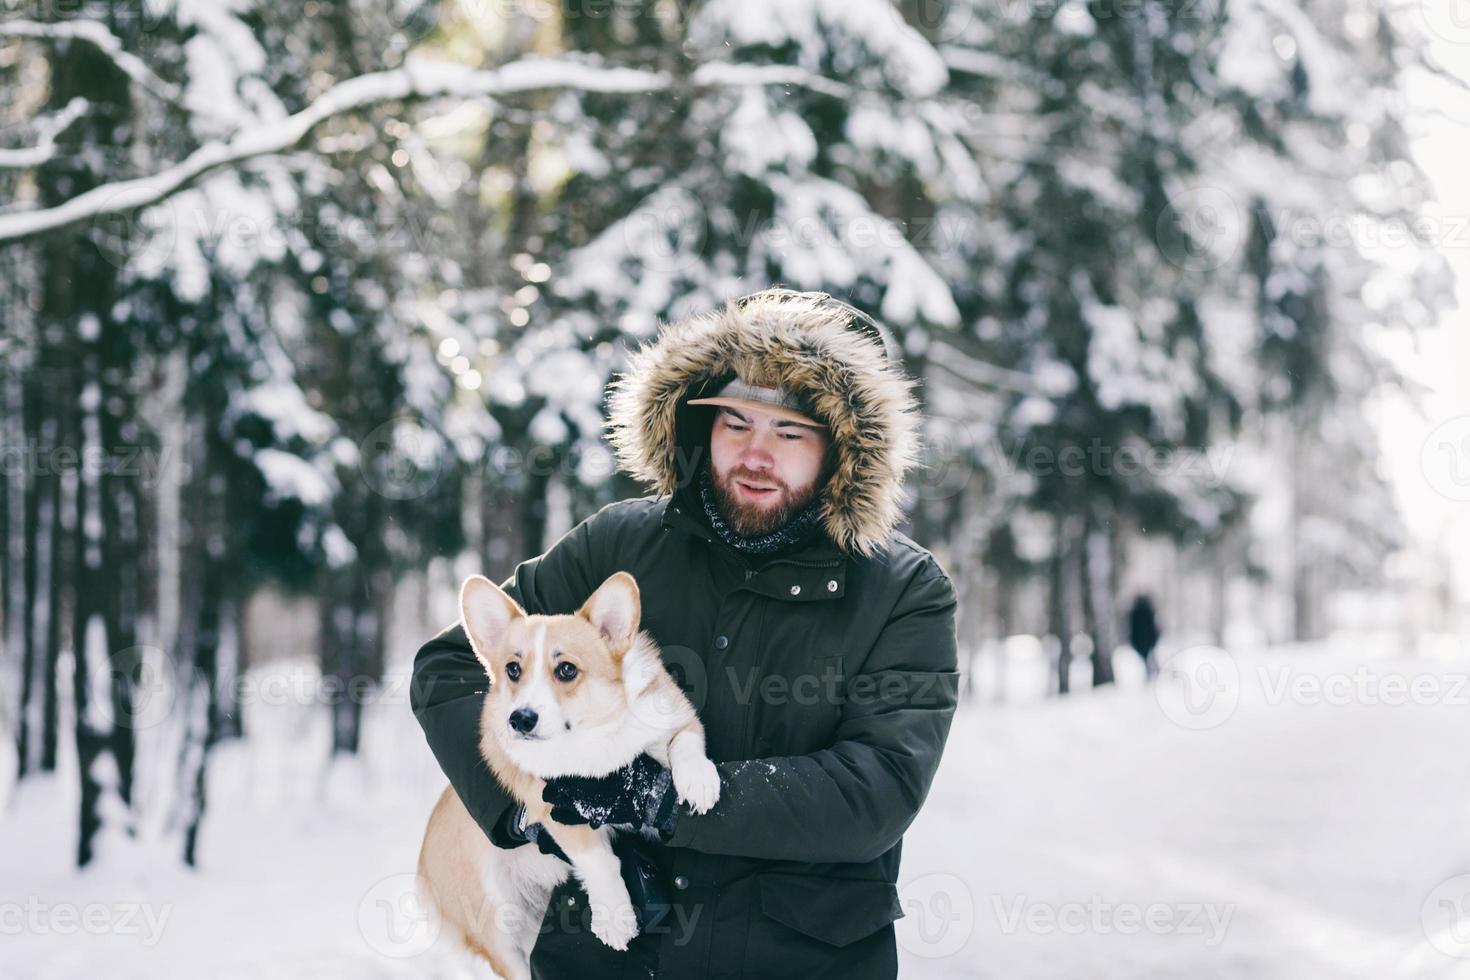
[459,575,525,681]
[619,632,662,699]
[577,571,641,652]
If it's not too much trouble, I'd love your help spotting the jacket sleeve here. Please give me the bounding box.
[409,507,611,845]
[665,556,961,864]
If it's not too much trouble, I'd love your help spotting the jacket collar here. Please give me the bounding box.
[660,489,848,602]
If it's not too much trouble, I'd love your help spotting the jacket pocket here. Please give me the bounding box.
[756,872,904,947]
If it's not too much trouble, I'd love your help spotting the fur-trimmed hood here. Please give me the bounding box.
[604,291,924,559]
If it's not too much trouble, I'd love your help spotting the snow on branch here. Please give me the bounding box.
[0,57,849,245]
[0,20,182,106]
[0,97,89,170]
[927,338,1056,397]
[689,61,851,100]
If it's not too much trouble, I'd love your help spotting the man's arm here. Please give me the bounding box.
[409,507,609,845]
[664,557,960,865]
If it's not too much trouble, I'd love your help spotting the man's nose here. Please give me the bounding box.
[508,707,539,734]
[741,433,777,465]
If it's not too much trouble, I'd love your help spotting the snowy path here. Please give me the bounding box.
[3,638,1469,979]
[898,642,1470,979]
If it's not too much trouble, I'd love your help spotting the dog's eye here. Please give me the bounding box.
[555,661,578,682]
[505,662,521,682]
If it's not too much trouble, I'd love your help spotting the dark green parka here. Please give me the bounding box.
[411,292,961,979]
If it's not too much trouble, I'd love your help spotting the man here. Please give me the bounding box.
[410,288,960,978]
[1127,594,1161,680]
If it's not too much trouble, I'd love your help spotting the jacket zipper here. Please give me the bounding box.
[671,503,841,575]
[764,557,842,570]
[745,557,837,582]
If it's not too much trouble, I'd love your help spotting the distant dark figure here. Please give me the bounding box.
[1128,594,1161,680]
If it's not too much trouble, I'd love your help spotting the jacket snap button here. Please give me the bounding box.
[714,635,729,650]
[827,579,838,592]
[789,585,801,596]
[673,875,690,890]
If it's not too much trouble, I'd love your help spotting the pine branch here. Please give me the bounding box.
[0,97,89,170]
[0,57,849,245]
[927,338,1054,398]
[0,20,182,105]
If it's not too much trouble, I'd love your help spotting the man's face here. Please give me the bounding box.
[707,405,830,536]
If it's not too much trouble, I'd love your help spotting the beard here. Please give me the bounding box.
[709,463,822,537]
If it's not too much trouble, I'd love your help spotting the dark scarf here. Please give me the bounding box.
[695,464,825,557]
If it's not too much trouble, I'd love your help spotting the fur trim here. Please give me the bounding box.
[605,291,923,558]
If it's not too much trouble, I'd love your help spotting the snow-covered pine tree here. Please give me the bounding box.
[937,0,1251,686]
[1210,0,1453,640]
[428,0,977,544]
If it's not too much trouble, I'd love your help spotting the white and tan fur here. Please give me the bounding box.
[416,571,719,980]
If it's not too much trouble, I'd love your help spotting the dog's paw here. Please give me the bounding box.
[589,900,640,951]
[673,756,721,814]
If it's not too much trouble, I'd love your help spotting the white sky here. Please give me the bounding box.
[1371,4,1470,600]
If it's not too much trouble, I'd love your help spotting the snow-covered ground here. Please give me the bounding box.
[3,634,1469,979]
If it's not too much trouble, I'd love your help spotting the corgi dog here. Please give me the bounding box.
[416,570,720,980]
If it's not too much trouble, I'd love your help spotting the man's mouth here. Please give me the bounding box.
[737,479,778,499]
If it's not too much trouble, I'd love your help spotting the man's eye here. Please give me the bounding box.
[780,432,802,440]
[505,662,521,681]
[555,662,578,682]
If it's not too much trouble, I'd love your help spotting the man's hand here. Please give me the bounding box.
[500,803,572,863]
[541,753,679,840]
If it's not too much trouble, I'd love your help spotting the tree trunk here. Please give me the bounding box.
[41,19,138,866]
[1048,525,1072,697]
[1082,507,1117,687]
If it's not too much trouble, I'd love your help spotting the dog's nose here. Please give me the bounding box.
[508,707,539,734]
